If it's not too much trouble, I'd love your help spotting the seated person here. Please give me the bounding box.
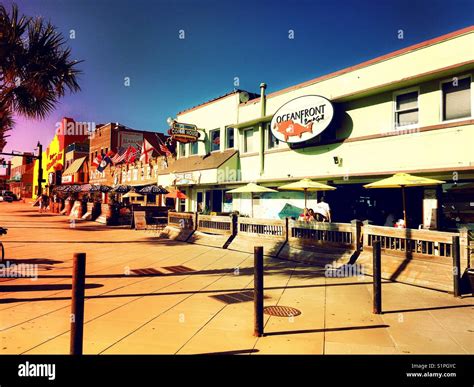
[299,208,310,221]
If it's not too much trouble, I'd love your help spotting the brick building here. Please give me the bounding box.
[89,123,168,186]
[8,154,35,198]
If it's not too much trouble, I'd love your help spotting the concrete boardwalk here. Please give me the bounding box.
[0,203,472,354]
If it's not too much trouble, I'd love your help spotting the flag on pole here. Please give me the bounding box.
[156,133,172,157]
[97,150,114,172]
[91,153,102,167]
[126,146,138,163]
[159,142,172,157]
[139,139,156,164]
[111,147,127,164]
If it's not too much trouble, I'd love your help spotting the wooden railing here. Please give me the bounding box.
[168,212,196,230]
[363,225,459,258]
[238,217,287,239]
[196,214,234,235]
[288,220,358,249]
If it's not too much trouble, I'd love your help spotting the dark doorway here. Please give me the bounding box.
[212,190,223,212]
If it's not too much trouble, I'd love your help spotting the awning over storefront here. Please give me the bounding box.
[158,149,238,186]
[62,157,87,184]
[63,157,86,177]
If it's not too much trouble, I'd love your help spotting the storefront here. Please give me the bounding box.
[159,27,474,229]
[61,156,88,185]
[32,118,89,198]
[113,155,168,206]
[157,149,238,212]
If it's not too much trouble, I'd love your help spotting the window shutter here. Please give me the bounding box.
[443,78,471,120]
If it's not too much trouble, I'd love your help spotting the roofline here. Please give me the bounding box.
[95,122,168,136]
[177,90,251,116]
[158,149,238,175]
[241,25,474,106]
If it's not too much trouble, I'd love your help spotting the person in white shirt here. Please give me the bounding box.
[315,197,331,222]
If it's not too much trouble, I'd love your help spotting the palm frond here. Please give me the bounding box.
[0,4,82,120]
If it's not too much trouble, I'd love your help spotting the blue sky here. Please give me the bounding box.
[5,0,474,154]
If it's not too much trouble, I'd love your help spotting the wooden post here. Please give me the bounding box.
[254,246,264,337]
[362,221,370,250]
[70,253,86,355]
[230,213,237,236]
[401,186,407,227]
[452,236,461,298]
[372,241,382,314]
[459,228,469,269]
[351,219,362,251]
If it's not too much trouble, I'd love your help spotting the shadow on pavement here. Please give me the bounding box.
[263,324,390,337]
[3,258,63,265]
[382,304,474,314]
[197,348,260,355]
[0,281,373,304]
[0,283,103,292]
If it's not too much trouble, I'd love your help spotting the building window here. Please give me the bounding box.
[179,143,186,157]
[266,122,279,149]
[394,90,418,128]
[243,128,254,153]
[209,129,220,152]
[190,141,198,155]
[226,127,234,149]
[442,76,471,121]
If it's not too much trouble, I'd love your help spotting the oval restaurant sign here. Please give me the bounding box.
[168,121,201,143]
[270,95,334,143]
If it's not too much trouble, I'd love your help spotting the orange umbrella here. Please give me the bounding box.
[165,189,187,199]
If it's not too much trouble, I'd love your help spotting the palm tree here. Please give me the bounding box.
[0,4,82,151]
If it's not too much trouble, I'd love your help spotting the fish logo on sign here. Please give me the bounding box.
[270,95,334,144]
[275,120,314,141]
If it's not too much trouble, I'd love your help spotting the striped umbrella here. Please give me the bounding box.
[112,185,132,193]
[138,185,168,194]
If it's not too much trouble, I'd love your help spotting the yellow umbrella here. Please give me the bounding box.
[278,178,336,208]
[227,183,277,217]
[122,191,144,199]
[364,173,445,227]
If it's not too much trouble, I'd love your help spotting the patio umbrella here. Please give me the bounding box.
[364,173,445,227]
[89,184,112,193]
[226,183,277,217]
[112,185,132,193]
[165,189,187,199]
[138,185,169,194]
[53,185,66,192]
[122,191,144,199]
[80,184,92,192]
[278,178,336,208]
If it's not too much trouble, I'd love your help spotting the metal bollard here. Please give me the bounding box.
[452,236,461,298]
[372,241,382,314]
[70,252,86,355]
[254,246,264,337]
